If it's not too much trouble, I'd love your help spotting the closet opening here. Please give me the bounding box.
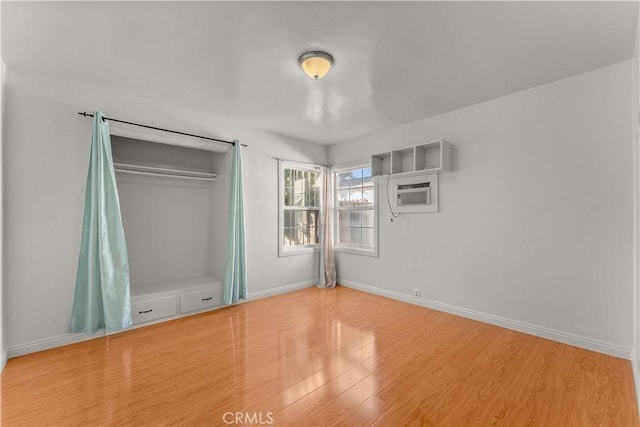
[111,135,229,325]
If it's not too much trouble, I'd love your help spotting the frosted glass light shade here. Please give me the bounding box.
[298,51,334,80]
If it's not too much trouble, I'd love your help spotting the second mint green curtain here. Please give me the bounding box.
[223,142,247,304]
[70,111,132,334]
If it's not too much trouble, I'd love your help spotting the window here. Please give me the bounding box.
[279,161,321,256]
[334,166,377,255]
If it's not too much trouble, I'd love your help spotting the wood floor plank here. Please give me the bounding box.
[332,395,391,427]
[1,286,637,426]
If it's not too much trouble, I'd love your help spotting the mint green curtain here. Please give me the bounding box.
[70,111,132,334]
[223,142,247,304]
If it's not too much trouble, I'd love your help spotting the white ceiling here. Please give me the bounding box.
[3,1,638,145]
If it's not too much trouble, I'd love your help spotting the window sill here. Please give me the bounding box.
[279,246,320,257]
[334,246,378,257]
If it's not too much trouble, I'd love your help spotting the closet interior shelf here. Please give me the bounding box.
[113,162,218,181]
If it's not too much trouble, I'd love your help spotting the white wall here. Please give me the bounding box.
[330,60,635,355]
[4,68,326,355]
[0,1,6,372]
[632,7,640,407]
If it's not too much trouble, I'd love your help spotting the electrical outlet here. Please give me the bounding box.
[413,288,420,299]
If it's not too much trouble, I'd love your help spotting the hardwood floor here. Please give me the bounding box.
[1,286,638,426]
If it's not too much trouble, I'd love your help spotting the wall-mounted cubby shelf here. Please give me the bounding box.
[371,152,392,176]
[371,140,452,176]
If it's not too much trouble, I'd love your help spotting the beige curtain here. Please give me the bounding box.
[317,166,336,288]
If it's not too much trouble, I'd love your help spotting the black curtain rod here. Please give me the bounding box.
[77,112,244,147]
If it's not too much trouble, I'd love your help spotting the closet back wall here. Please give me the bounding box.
[4,68,327,355]
[112,137,218,285]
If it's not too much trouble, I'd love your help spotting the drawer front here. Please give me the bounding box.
[181,287,221,313]
[131,295,177,324]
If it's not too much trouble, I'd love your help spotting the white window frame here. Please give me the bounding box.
[333,164,379,257]
[278,160,322,257]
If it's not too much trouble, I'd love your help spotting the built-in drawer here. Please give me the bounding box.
[131,295,177,324]
[181,287,220,313]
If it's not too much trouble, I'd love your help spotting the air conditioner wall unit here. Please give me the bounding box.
[390,173,438,213]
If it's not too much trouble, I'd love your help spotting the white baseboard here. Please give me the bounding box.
[339,279,632,360]
[247,280,316,301]
[8,280,316,359]
[1,349,7,372]
[8,329,107,358]
[632,348,640,410]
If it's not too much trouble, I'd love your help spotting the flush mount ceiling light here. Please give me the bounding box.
[298,50,334,80]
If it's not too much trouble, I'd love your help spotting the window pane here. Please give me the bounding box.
[362,188,374,206]
[338,227,349,244]
[350,228,362,245]
[284,168,292,187]
[362,209,374,227]
[295,210,307,227]
[337,172,351,189]
[284,188,293,206]
[308,189,318,208]
[284,210,294,227]
[337,190,350,207]
[283,227,295,246]
[313,212,319,244]
[362,168,372,185]
[294,172,305,197]
[362,228,374,247]
[305,211,318,245]
[295,225,305,245]
[351,169,363,188]
[338,210,349,227]
[310,173,319,206]
[349,211,361,227]
[293,191,305,207]
[308,210,318,229]
[295,211,306,241]
[349,189,363,206]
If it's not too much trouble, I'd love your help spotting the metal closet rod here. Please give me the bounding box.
[77,112,246,147]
